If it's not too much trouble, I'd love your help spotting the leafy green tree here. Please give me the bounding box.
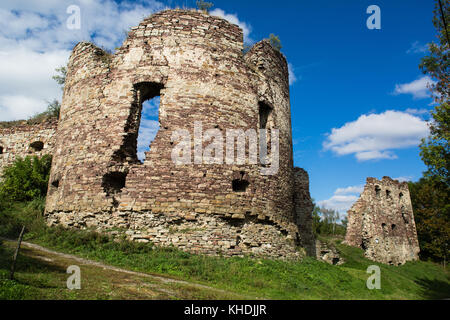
[419,0,449,103]
[196,0,213,13]
[409,178,450,263]
[419,103,449,185]
[311,201,346,236]
[268,34,282,52]
[27,100,61,124]
[419,0,449,186]
[52,66,67,90]
[0,155,52,203]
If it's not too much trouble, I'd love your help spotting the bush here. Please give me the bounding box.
[0,155,52,204]
[0,199,47,238]
[268,34,282,51]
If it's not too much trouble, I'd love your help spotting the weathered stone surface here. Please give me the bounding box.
[345,176,420,265]
[1,9,316,260]
[315,240,344,265]
[0,119,57,174]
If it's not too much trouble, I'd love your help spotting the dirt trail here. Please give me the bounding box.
[2,238,254,300]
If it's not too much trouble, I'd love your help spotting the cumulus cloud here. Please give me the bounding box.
[394,76,436,99]
[334,185,364,195]
[210,8,253,44]
[323,110,429,161]
[318,185,363,214]
[0,0,164,122]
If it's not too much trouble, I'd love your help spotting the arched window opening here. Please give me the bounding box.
[386,189,391,199]
[375,185,381,197]
[258,102,272,130]
[134,82,163,162]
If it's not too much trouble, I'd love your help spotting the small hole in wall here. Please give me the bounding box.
[0,146,3,154]
[51,180,59,188]
[361,241,367,251]
[391,224,396,231]
[232,179,249,192]
[399,192,403,199]
[30,141,44,152]
[102,172,127,196]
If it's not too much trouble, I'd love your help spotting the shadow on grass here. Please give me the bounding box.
[0,245,67,289]
[415,277,450,300]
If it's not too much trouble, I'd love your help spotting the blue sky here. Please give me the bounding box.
[0,0,437,216]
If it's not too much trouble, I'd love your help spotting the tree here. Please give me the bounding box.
[52,66,67,90]
[0,155,52,203]
[419,0,449,103]
[196,0,213,13]
[27,100,61,124]
[409,178,450,263]
[268,34,282,52]
[419,0,449,186]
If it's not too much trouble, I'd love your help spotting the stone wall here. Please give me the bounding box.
[0,119,57,175]
[345,177,420,265]
[43,9,314,259]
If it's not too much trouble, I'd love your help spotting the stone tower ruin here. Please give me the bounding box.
[345,177,420,265]
[43,10,315,259]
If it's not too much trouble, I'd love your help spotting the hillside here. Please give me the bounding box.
[0,207,448,300]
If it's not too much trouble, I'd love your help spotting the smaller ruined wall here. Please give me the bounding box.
[0,119,58,175]
[345,176,420,265]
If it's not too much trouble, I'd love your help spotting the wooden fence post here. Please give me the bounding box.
[10,225,26,280]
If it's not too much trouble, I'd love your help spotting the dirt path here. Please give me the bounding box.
[2,239,254,300]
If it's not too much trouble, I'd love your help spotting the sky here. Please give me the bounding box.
[0,0,438,218]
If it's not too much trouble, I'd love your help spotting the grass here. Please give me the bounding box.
[0,200,449,300]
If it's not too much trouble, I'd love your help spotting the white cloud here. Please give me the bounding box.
[404,108,429,115]
[318,184,364,215]
[323,110,429,161]
[210,8,253,44]
[406,41,428,54]
[137,119,160,161]
[394,76,436,99]
[0,48,70,121]
[288,63,297,86]
[334,185,364,195]
[392,176,413,182]
[0,0,164,122]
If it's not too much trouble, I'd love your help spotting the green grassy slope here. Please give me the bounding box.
[0,202,449,300]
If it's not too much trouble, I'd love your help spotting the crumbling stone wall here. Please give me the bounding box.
[345,177,420,265]
[44,9,314,259]
[0,119,57,175]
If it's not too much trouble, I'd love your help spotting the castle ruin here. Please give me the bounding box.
[16,9,317,259]
[1,10,422,264]
[345,177,420,265]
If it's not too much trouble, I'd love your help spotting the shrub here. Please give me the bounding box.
[0,155,52,203]
[268,34,282,51]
